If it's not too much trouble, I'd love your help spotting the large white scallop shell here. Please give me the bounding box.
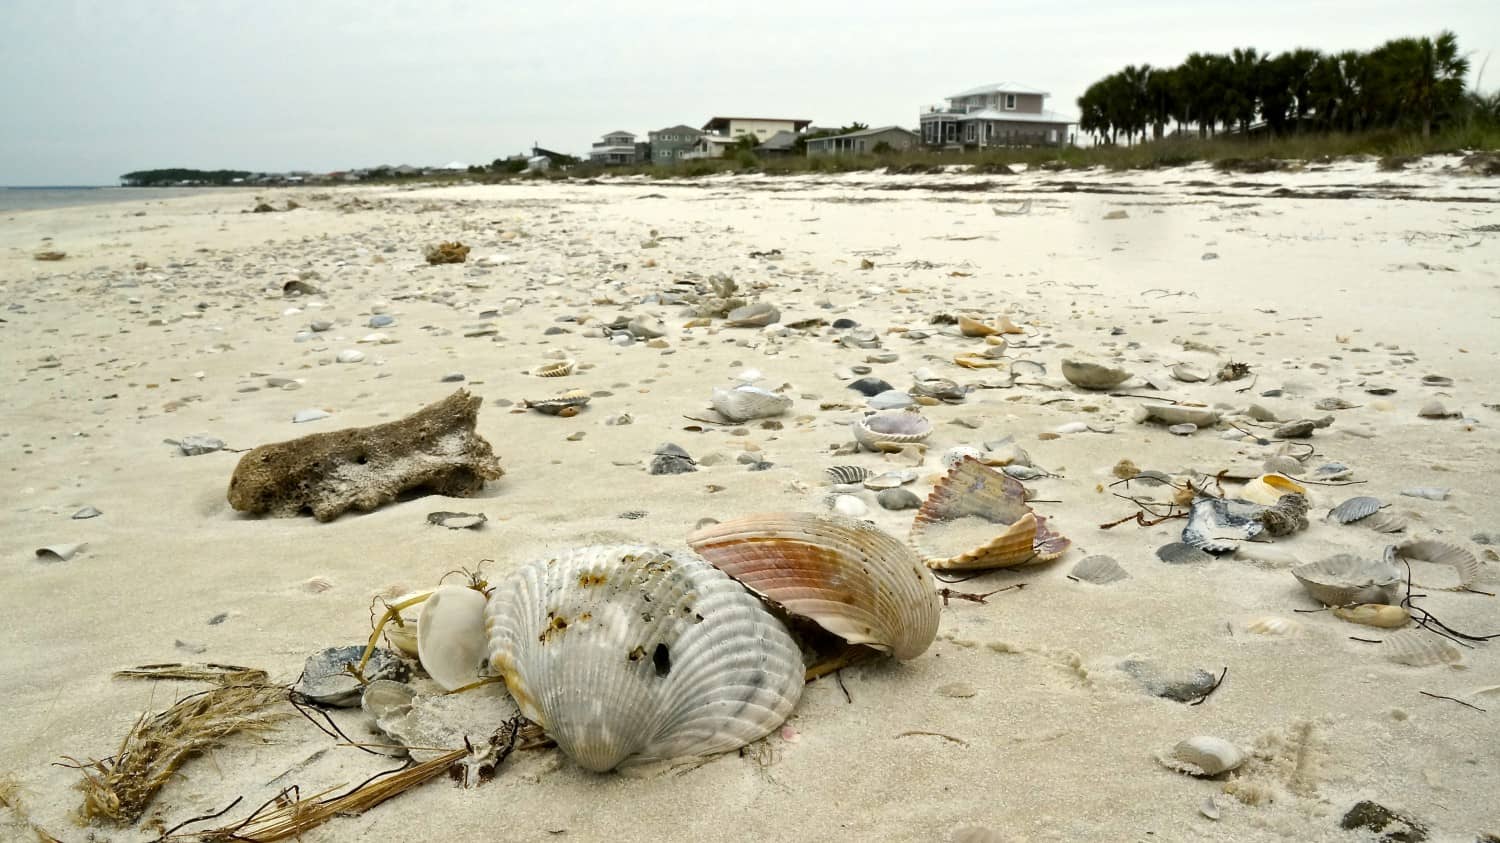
[687,512,940,660]
[711,384,792,422]
[1381,629,1463,667]
[1291,553,1402,606]
[852,411,933,452]
[484,545,803,772]
[417,585,489,691]
[1395,539,1482,591]
[910,457,1070,569]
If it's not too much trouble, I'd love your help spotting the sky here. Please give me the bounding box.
[1,0,1496,185]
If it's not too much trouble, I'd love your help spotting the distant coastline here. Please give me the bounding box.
[0,185,232,214]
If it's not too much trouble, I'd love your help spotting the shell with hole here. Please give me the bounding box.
[910,456,1070,570]
[1291,552,1402,606]
[852,411,933,452]
[534,360,575,378]
[484,545,803,772]
[1061,359,1131,390]
[417,585,490,691]
[710,385,791,422]
[687,512,941,660]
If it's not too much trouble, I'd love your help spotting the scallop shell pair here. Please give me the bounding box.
[1061,359,1130,390]
[484,545,804,772]
[711,385,791,422]
[1290,552,1402,606]
[910,457,1070,570]
[852,411,933,452]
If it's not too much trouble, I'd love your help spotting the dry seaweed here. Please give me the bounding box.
[425,241,470,264]
[0,775,64,842]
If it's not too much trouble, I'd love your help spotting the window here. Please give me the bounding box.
[1005,94,1016,110]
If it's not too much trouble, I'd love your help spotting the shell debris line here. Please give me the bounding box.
[10,160,1500,841]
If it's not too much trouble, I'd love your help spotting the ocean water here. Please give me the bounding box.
[0,186,221,213]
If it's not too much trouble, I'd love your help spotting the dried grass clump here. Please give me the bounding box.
[425,241,470,264]
[32,251,66,261]
[70,676,285,825]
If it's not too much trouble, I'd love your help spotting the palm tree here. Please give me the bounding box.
[1177,53,1219,137]
[1145,66,1179,139]
[1283,48,1322,129]
[1224,47,1263,136]
[1407,31,1471,137]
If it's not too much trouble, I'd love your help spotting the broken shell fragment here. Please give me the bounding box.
[853,411,933,452]
[1291,553,1402,606]
[484,545,803,772]
[417,585,490,692]
[1243,616,1298,636]
[1159,736,1245,777]
[1061,359,1131,390]
[1395,539,1481,591]
[1238,474,1307,507]
[1181,496,1265,554]
[294,645,410,707]
[1138,404,1219,428]
[711,385,792,422]
[910,457,1070,570]
[1332,604,1411,629]
[1157,542,1214,565]
[957,314,998,337]
[687,512,941,660]
[35,542,87,561]
[534,360,575,378]
[825,465,873,485]
[1169,363,1208,383]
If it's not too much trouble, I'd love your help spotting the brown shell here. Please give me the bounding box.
[686,511,940,660]
[910,456,1070,570]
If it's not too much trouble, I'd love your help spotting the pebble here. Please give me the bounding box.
[293,409,331,423]
[876,487,922,510]
[832,318,858,329]
[649,442,697,475]
[336,349,366,364]
[71,506,102,519]
[177,434,225,456]
[440,372,465,382]
[309,320,333,332]
[368,314,396,328]
[848,376,894,397]
[1167,423,1197,436]
[868,390,915,410]
[1273,419,1316,438]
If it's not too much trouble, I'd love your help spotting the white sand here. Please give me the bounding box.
[2,158,1498,841]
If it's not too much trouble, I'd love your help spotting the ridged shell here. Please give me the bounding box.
[1070,555,1129,584]
[417,585,489,692]
[534,360,575,378]
[1182,496,1265,554]
[1061,359,1130,390]
[1381,629,1462,666]
[825,465,872,485]
[1332,604,1411,629]
[1239,474,1307,506]
[1243,616,1298,636]
[910,457,1070,570]
[1360,510,1408,533]
[1328,496,1382,523]
[1291,553,1402,606]
[1169,363,1209,383]
[687,512,941,661]
[1159,736,1245,776]
[711,385,791,422]
[525,394,590,415]
[852,411,933,452]
[724,303,780,327]
[484,545,803,772]
[1396,539,1481,591]
[1141,404,1220,428]
[1157,542,1214,564]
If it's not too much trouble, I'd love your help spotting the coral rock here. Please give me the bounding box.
[228,390,502,521]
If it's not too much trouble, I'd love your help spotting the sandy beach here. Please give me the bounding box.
[2,159,1498,842]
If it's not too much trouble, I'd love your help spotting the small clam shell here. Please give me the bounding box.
[1159,736,1245,776]
[361,679,418,722]
[1070,555,1129,584]
[711,385,792,422]
[1291,553,1402,606]
[1332,604,1410,629]
[853,411,933,452]
[1170,363,1208,383]
[1061,359,1131,390]
[1239,474,1308,506]
[485,545,803,772]
[825,465,873,485]
[1243,616,1298,636]
[1395,539,1481,591]
[534,360,575,378]
[35,543,87,561]
[725,303,780,327]
[525,394,590,415]
[1328,496,1382,523]
[1381,629,1462,666]
[910,457,1070,570]
[687,512,941,660]
[958,314,998,337]
[862,470,915,490]
[417,585,490,692]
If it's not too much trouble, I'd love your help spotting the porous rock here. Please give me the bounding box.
[228,389,502,521]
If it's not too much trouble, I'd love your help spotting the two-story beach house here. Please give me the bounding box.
[684,116,812,159]
[646,125,703,164]
[589,130,649,165]
[919,83,1075,148]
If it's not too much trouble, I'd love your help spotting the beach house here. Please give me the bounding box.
[805,126,919,157]
[919,83,1075,148]
[589,131,649,165]
[647,125,704,164]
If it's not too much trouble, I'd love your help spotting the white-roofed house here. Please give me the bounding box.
[920,82,1075,148]
[589,130,649,165]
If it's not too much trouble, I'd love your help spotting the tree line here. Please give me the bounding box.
[120,168,252,186]
[1077,32,1482,145]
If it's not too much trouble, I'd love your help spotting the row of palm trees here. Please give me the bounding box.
[1076,32,1474,145]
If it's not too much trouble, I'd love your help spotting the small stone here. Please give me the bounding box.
[832,494,868,518]
[309,320,333,332]
[937,681,977,698]
[876,487,922,510]
[426,511,487,530]
[1120,660,1217,703]
[1167,423,1197,436]
[848,377,894,397]
[1340,801,1427,843]
[440,372,465,383]
[292,409,331,423]
[177,434,226,456]
[618,510,647,520]
[832,318,858,329]
[71,506,102,519]
[1274,419,1316,438]
[336,349,365,364]
[368,314,395,328]
[1246,404,1279,422]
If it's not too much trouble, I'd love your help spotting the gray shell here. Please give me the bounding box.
[1291,553,1402,606]
[484,545,803,772]
[1328,496,1383,524]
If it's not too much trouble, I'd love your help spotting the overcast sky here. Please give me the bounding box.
[2,0,1496,185]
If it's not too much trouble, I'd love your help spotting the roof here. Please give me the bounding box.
[755,130,800,151]
[651,124,702,136]
[808,125,916,142]
[947,82,1051,99]
[952,109,1075,125]
[602,130,635,138]
[702,116,813,132]
[589,146,637,155]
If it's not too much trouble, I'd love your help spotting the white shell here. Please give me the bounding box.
[484,545,803,772]
[1070,555,1129,584]
[1159,736,1245,776]
[1061,359,1130,390]
[1381,629,1463,667]
[711,385,791,422]
[832,494,869,518]
[724,303,780,327]
[417,585,489,691]
[1170,363,1208,383]
[35,542,87,561]
[1291,553,1402,606]
[534,360,575,377]
[852,411,933,452]
[1238,474,1308,506]
[384,589,433,657]
[1243,616,1298,636]
[1396,539,1482,591]
[1140,404,1220,428]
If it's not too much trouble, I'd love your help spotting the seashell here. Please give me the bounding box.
[302,575,335,594]
[1420,374,1453,388]
[911,377,966,402]
[1395,539,1481,591]
[294,645,410,708]
[862,469,915,490]
[868,390,915,410]
[417,585,490,692]
[524,394,590,415]
[1243,616,1298,636]
[687,512,940,660]
[1156,542,1214,565]
[485,545,803,772]
[1360,510,1408,533]
[1400,487,1450,501]
[910,457,1070,570]
[825,465,873,485]
[1381,629,1462,666]
[1418,400,1454,419]
[534,360,575,378]
[1312,462,1353,481]
[1159,736,1245,776]
[1182,496,1265,554]
[1291,553,1402,606]
[853,411,933,452]
[724,303,780,327]
[840,328,881,349]
[625,315,666,338]
[1070,555,1129,584]
[958,315,998,337]
[361,679,417,722]
[1002,464,1049,481]
[1170,363,1208,383]
[1060,359,1131,390]
[1139,404,1219,428]
[1009,359,1046,378]
[35,542,87,561]
[943,445,985,468]
[1332,604,1410,629]
[427,511,487,530]
[954,353,1005,369]
[1239,474,1307,506]
[1167,423,1197,436]
[711,385,791,422]
[848,376,894,397]
[1328,496,1382,524]
[832,494,869,518]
